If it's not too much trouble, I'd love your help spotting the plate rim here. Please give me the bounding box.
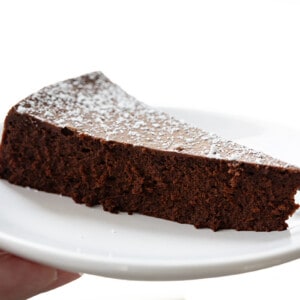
[1,226,300,280]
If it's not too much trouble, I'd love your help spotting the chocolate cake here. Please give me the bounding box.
[1,72,300,231]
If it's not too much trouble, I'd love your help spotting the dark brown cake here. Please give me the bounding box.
[1,72,300,231]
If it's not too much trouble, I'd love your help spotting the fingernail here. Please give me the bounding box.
[40,270,81,293]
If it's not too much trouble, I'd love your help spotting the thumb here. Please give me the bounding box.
[0,251,80,300]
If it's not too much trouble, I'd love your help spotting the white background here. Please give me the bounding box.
[0,0,300,299]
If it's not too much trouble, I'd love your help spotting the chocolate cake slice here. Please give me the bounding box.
[1,72,300,231]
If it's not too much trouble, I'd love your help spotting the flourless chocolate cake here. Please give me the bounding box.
[1,72,300,231]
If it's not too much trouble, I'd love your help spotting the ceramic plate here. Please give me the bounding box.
[0,108,300,281]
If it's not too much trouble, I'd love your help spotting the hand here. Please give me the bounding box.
[0,250,81,300]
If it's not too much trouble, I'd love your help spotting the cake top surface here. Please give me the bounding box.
[15,72,298,169]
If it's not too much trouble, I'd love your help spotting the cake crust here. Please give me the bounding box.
[1,72,300,231]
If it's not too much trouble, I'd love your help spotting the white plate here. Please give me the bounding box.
[0,108,300,281]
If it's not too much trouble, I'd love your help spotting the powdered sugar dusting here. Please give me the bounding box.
[15,72,296,169]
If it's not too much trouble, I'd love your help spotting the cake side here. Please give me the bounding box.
[1,109,300,231]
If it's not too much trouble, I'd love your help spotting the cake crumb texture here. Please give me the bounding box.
[1,71,300,231]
